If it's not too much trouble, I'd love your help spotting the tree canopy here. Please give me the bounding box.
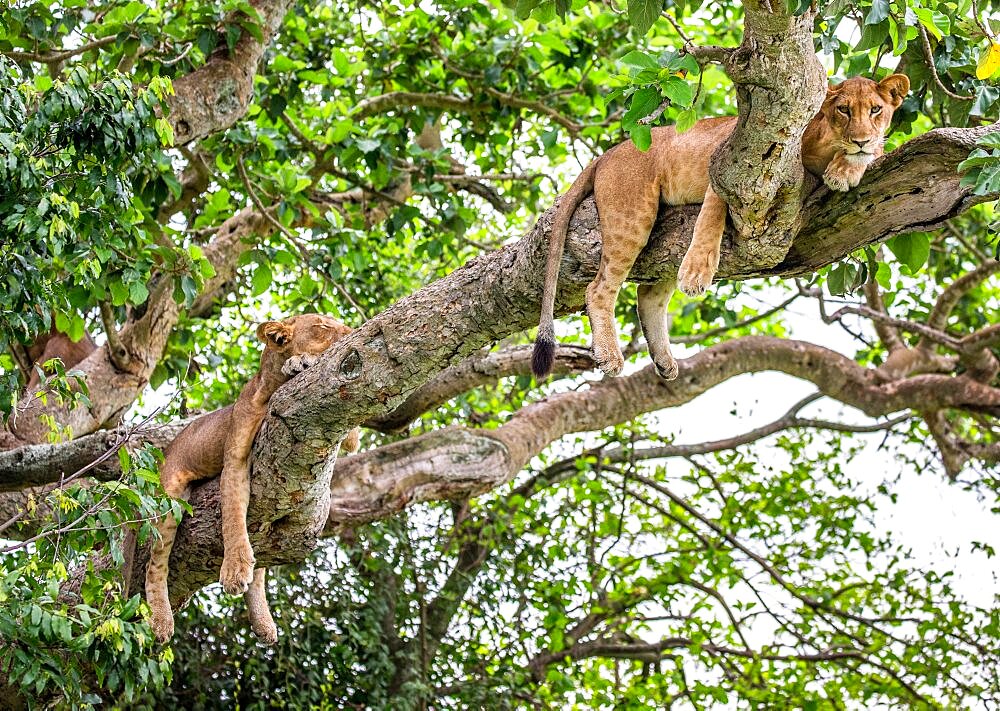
[0,0,999,707]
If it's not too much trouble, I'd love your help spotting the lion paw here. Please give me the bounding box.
[220,548,255,595]
[282,353,320,377]
[653,355,679,381]
[150,609,175,644]
[677,251,716,297]
[823,171,851,192]
[592,342,624,377]
[251,617,278,646]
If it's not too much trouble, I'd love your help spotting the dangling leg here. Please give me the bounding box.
[677,185,728,296]
[589,180,660,377]
[638,277,679,381]
[219,445,257,595]
[220,405,266,596]
[246,568,278,645]
[145,463,195,643]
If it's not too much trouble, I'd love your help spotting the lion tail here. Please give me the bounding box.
[532,156,603,379]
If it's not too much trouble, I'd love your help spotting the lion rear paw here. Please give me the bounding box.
[150,608,175,644]
[653,356,679,381]
[251,616,278,646]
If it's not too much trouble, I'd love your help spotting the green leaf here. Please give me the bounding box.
[865,0,888,25]
[887,233,930,272]
[129,280,148,305]
[627,0,662,35]
[675,108,697,133]
[109,281,129,307]
[251,263,272,296]
[661,75,694,107]
[619,50,660,72]
[629,123,652,151]
[622,87,660,129]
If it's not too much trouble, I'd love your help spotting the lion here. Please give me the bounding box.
[145,313,361,644]
[531,74,910,381]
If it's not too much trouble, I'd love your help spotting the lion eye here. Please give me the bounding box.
[837,106,850,116]
[870,105,882,115]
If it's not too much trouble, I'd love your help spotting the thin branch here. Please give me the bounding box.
[2,36,117,63]
[673,293,799,345]
[662,12,733,66]
[926,260,1000,333]
[351,91,486,120]
[862,276,905,353]
[917,24,974,101]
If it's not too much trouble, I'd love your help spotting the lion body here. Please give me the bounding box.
[532,75,909,381]
[146,313,360,644]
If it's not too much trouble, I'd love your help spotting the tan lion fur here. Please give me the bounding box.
[145,313,360,644]
[532,75,910,381]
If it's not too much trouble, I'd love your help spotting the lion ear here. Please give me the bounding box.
[879,74,910,107]
[256,321,292,347]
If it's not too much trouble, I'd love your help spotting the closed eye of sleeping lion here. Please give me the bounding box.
[531,74,910,381]
[145,313,360,644]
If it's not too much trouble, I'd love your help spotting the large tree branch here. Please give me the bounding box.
[165,0,293,145]
[315,336,998,532]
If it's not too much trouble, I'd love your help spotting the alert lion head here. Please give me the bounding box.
[819,74,910,164]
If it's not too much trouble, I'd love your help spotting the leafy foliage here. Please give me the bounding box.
[0,446,173,708]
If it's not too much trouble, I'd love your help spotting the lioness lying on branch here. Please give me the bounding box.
[145,313,360,644]
[532,74,910,381]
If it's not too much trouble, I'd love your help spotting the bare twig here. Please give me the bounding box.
[2,36,117,63]
[918,25,974,101]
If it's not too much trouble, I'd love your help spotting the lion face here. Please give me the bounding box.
[256,313,353,358]
[820,75,910,165]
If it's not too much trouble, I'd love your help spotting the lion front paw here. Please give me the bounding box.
[677,249,717,297]
[823,171,852,192]
[823,160,866,192]
[281,353,320,377]
[591,341,625,377]
[150,607,175,644]
[220,547,256,595]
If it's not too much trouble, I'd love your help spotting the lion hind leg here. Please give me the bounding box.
[638,278,679,381]
[219,427,258,596]
[589,186,659,377]
[145,466,194,644]
[246,568,278,645]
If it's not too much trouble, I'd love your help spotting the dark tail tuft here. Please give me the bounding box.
[532,330,556,379]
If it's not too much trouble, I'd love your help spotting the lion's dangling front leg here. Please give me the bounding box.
[677,185,727,297]
[219,406,259,596]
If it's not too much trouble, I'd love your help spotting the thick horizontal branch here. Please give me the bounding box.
[318,335,997,529]
[368,344,593,432]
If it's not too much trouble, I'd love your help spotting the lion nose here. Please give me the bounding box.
[853,139,869,149]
